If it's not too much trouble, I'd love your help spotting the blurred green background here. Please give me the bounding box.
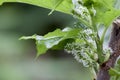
[0,2,91,80]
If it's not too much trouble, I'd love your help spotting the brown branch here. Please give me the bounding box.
[97,19,120,80]
[97,52,120,80]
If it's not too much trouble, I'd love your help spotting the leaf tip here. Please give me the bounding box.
[19,34,37,40]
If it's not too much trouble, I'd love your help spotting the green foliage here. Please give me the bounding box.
[2,0,120,79]
[72,0,120,27]
[90,0,120,26]
[1,0,120,27]
[109,60,120,80]
[20,28,80,56]
[109,68,120,76]
[17,0,120,66]
[0,0,73,14]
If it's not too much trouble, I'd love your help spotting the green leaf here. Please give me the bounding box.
[0,0,73,14]
[72,0,120,28]
[109,68,120,76]
[20,28,80,56]
[91,0,120,27]
[1,0,120,27]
